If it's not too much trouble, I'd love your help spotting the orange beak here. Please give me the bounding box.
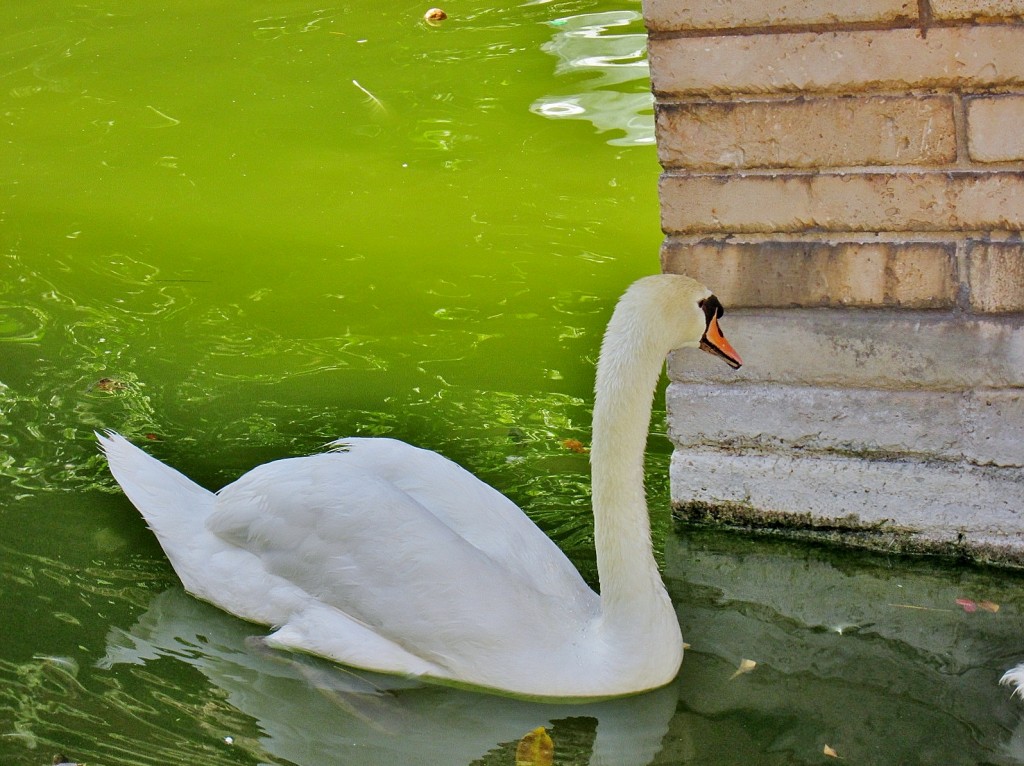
[699,314,743,369]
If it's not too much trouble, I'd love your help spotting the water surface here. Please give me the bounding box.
[3,1,1024,764]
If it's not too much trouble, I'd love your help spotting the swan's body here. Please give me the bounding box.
[100,274,742,700]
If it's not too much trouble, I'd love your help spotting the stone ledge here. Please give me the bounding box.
[661,238,957,308]
[649,26,1024,97]
[659,171,1024,234]
[667,382,1024,467]
[643,0,917,33]
[655,96,956,170]
[667,309,1024,390]
[673,501,1024,566]
[670,450,1024,552]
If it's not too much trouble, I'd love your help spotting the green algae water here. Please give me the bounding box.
[3,2,1024,764]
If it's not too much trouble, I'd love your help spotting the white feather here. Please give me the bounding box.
[1003,663,1024,700]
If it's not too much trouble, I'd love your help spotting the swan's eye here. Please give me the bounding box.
[698,295,725,324]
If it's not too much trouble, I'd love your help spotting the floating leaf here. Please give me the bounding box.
[561,438,588,454]
[955,597,999,613]
[516,726,553,766]
[823,743,840,758]
[955,598,978,613]
[729,658,757,680]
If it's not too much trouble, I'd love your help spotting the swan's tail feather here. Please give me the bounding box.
[97,430,216,552]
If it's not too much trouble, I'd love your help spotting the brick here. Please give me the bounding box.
[649,26,1024,97]
[967,96,1024,163]
[666,310,1024,390]
[644,0,916,31]
[659,171,1024,234]
[661,239,957,308]
[668,383,1024,467]
[967,242,1024,311]
[656,95,956,170]
[931,0,1024,20]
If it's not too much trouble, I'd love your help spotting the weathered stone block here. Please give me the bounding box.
[670,450,1024,551]
[967,96,1024,163]
[643,0,916,31]
[649,27,1024,97]
[930,0,1024,20]
[667,383,964,458]
[645,0,1024,561]
[965,390,1024,467]
[655,96,956,170]
[668,383,1024,467]
[659,171,1024,234]
[661,238,957,308]
[667,309,1024,390]
[968,243,1024,312]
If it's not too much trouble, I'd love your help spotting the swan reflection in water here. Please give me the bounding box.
[101,588,679,766]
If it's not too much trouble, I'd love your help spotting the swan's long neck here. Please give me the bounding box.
[590,290,672,627]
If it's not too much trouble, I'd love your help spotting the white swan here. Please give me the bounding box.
[99,274,742,700]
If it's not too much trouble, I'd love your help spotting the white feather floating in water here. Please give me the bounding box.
[352,79,385,113]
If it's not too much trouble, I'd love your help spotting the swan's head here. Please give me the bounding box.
[695,292,743,369]
[620,275,743,369]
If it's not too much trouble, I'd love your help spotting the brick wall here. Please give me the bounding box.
[644,0,1024,561]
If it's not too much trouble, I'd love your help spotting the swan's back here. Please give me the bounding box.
[211,448,599,675]
[324,438,592,599]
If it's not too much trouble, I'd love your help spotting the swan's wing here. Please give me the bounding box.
[206,452,598,677]
[323,438,592,599]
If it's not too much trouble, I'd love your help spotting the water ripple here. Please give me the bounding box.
[0,305,47,343]
[531,9,653,146]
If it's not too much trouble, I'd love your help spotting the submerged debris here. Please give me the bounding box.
[92,377,126,393]
[424,7,448,24]
[729,658,757,680]
[516,727,553,766]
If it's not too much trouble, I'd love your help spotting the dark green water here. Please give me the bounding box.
[3,2,1024,764]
